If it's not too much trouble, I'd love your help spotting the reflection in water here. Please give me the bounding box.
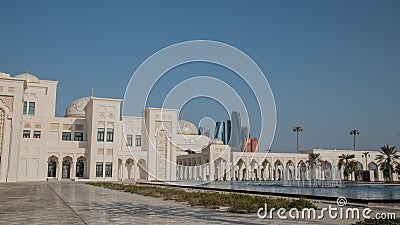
[171,181,400,200]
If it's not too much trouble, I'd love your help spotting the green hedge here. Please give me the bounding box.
[87,182,316,214]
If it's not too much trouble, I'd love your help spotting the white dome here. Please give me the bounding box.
[177,120,198,135]
[65,97,91,118]
[15,72,39,83]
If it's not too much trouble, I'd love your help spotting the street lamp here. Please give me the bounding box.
[361,151,370,170]
[349,129,360,150]
[293,125,303,154]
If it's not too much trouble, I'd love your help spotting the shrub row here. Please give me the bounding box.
[87,182,316,213]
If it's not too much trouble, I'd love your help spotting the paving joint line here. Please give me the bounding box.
[47,183,88,225]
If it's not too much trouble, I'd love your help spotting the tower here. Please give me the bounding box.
[230,111,241,152]
[214,121,226,144]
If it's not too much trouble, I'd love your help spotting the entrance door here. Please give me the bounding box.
[76,159,84,177]
[62,159,71,178]
[48,160,57,177]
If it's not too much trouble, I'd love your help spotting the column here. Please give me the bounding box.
[209,162,215,181]
[71,158,76,180]
[58,156,63,180]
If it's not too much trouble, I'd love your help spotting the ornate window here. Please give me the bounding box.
[74,132,83,141]
[62,132,71,141]
[135,135,141,147]
[106,128,114,142]
[23,130,30,138]
[97,128,104,142]
[105,162,112,177]
[96,162,103,177]
[28,102,35,115]
[23,101,27,115]
[33,130,41,138]
[126,134,133,146]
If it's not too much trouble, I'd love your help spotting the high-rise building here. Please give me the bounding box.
[240,126,249,151]
[226,120,231,145]
[230,111,241,152]
[244,138,259,152]
[214,121,225,144]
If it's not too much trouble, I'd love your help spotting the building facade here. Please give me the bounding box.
[0,71,397,183]
[0,72,209,182]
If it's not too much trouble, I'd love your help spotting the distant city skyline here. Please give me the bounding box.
[1,1,399,152]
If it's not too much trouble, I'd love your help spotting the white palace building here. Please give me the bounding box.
[0,71,396,183]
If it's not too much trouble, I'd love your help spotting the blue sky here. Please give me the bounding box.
[1,1,399,152]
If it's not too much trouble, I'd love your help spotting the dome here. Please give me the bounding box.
[65,96,91,118]
[177,120,198,135]
[15,72,39,83]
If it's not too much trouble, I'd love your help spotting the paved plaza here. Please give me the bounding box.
[0,182,397,225]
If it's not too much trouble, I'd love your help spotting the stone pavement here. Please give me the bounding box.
[0,182,394,225]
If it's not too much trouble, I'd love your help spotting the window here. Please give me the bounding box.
[74,132,83,141]
[105,162,112,177]
[106,128,114,142]
[28,102,35,115]
[23,101,27,115]
[126,135,133,146]
[33,130,41,138]
[62,132,71,141]
[135,135,141,147]
[97,128,104,142]
[23,130,30,138]
[96,162,103,177]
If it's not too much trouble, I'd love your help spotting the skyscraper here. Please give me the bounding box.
[240,126,249,151]
[226,120,231,145]
[214,121,225,144]
[230,111,241,152]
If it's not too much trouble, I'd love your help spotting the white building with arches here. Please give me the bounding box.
[0,71,209,182]
[0,71,396,183]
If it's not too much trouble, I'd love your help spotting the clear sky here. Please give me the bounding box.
[1,0,399,153]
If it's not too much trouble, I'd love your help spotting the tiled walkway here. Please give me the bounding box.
[0,182,395,224]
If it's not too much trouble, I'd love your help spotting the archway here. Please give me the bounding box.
[76,156,86,178]
[126,158,135,180]
[47,156,58,178]
[62,156,72,179]
[286,160,295,180]
[214,158,227,181]
[322,161,332,180]
[138,159,147,180]
[261,159,270,180]
[298,161,307,180]
[356,161,363,181]
[236,159,246,180]
[368,162,378,181]
[274,160,283,181]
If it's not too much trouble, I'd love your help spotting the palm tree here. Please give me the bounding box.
[347,160,359,181]
[379,161,394,181]
[375,145,400,182]
[338,154,355,181]
[306,153,323,180]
